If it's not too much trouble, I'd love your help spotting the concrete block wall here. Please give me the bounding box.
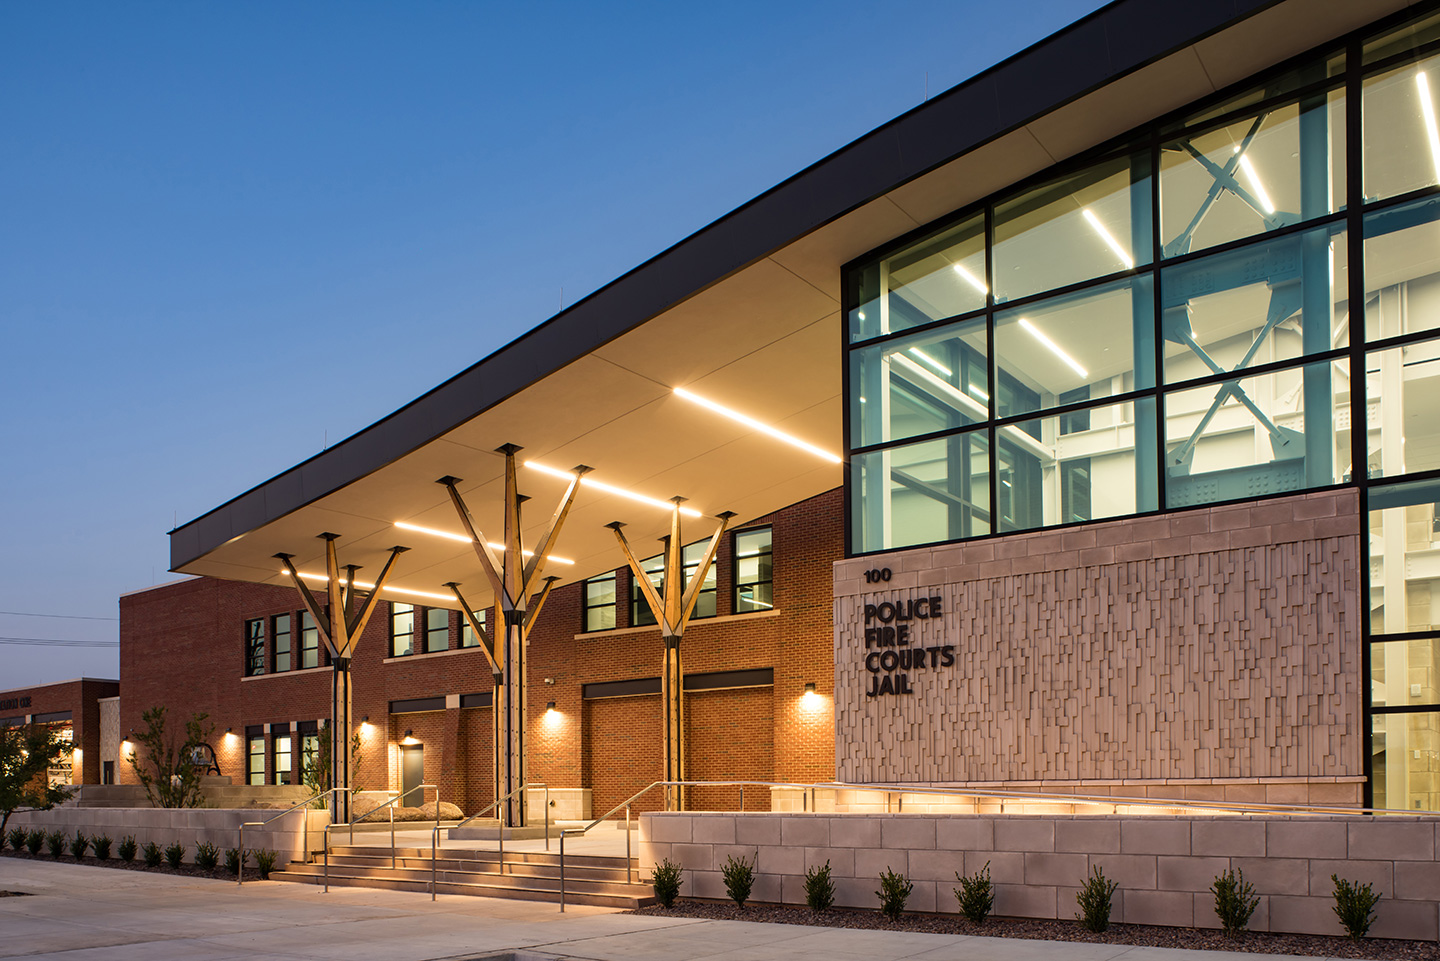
[7,806,329,863]
[641,812,1440,940]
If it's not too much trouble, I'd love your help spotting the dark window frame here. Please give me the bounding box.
[390,602,415,657]
[733,526,774,614]
[243,618,266,677]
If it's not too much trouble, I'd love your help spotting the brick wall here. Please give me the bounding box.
[0,678,118,784]
[833,490,1363,796]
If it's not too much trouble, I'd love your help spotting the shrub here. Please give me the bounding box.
[877,866,913,921]
[164,841,185,869]
[195,841,219,871]
[254,848,277,879]
[45,830,66,858]
[68,833,90,859]
[5,827,25,852]
[1211,868,1259,936]
[649,858,683,908]
[804,859,835,911]
[118,835,137,862]
[92,834,112,860]
[25,830,44,855]
[224,847,249,875]
[141,840,163,868]
[721,852,757,909]
[1332,874,1382,940]
[1076,865,1119,933]
[954,860,996,924]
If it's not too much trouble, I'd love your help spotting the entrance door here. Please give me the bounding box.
[400,744,423,806]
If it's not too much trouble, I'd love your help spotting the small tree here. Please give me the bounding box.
[0,723,74,836]
[300,722,363,808]
[125,706,214,808]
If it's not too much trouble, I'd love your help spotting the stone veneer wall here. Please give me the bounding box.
[641,811,1440,940]
[832,490,1362,792]
[7,806,329,862]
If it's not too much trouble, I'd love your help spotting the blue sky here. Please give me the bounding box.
[0,1,1107,688]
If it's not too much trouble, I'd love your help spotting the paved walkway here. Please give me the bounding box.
[0,858,1340,961]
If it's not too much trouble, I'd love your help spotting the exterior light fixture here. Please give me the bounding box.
[673,387,842,464]
[525,460,703,517]
[1018,318,1088,378]
[805,683,816,694]
[282,569,454,602]
[952,263,988,293]
[546,701,556,712]
[1082,208,1134,269]
[801,683,822,709]
[392,522,575,564]
[400,730,419,746]
[1418,71,1440,185]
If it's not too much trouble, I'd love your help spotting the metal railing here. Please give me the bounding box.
[347,784,439,868]
[237,785,347,885]
[553,777,1440,911]
[448,782,550,873]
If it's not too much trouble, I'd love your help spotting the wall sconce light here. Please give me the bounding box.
[804,683,816,694]
[362,715,369,724]
[546,701,556,712]
[802,683,821,709]
[400,729,419,746]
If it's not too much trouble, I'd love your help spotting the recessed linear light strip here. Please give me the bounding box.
[392,521,574,564]
[283,570,454,602]
[1418,72,1440,185]
[907,348,952,377]
[1018,318,1088,378]
[951,263,988,294]
[1232,147,1275,214]
[673,387,842,464]
[524,461,703,517]
[1082,208,1134,269]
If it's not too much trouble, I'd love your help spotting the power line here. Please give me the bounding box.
[0,637,119,648]
[0,610,117,622]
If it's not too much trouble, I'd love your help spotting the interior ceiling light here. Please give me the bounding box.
[907,348,952,377]
[1232,146,1275,214]
[673,387,842,464]
[968,384,990,402]
[524,460,702,517]
[1417,72,1440,185]
[1081,208,1134,269]
[1019,317,1088,378]
[952,263,988,294]
[391,522,573,564]
[283,569,454,602]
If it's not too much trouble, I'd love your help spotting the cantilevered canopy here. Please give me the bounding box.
[170,0,1403,608]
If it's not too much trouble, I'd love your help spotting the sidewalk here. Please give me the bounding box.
[0,858,1337,961]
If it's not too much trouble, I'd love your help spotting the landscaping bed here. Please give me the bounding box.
[628,900,1440,960]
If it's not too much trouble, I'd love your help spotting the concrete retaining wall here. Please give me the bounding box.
[7,807,329,863]
[640,812,1440,941]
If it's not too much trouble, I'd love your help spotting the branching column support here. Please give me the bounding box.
[609,503,734,811]
[439,445,587,827]
[276,536,407,824]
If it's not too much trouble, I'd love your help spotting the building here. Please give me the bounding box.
[0,679,120,786]
[116,0,1440,823]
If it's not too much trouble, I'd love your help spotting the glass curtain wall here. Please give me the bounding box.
[843,7,1440,810]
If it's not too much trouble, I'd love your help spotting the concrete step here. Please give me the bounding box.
[325,853,636,883]
[271,866,655,908]
[327,845,626,871]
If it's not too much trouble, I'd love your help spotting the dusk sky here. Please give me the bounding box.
[1,1,1106,688]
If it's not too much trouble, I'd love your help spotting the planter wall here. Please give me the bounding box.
[7,806,329,863]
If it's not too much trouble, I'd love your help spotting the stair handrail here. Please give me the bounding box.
[237,785,346,885]
[451,781,551,864]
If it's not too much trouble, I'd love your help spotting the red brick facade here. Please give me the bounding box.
[0,678,117,784]
[117,488,842,814]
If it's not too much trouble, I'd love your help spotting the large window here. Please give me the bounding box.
[843,5,1440,811]
[247,734,265,786]
[244,619,265,677]
[272,614,291,673]
[390,603,414,657]
[460,607,486,647]
[632,541,718,627]
[583,573,617,631]
[734,527,773,613]
[272,734,292,786]
[299,612,319,669]
[425,608,449,653]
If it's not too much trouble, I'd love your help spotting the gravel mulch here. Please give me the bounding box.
[1,847,258,881]
[627,900,1440,960]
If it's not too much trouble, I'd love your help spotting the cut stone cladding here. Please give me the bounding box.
[833,490,1363,800]
[640,811,1440,940]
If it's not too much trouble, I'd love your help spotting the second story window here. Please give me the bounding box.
[299,612,319,669]
[425,608,449,653]
[273,613,292,672]
[390,602,414,657]
[631,542,718,627]
[244,619,265,676]
[460,607,487,647]
[584,573,617,631]
[734,527,773,613]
